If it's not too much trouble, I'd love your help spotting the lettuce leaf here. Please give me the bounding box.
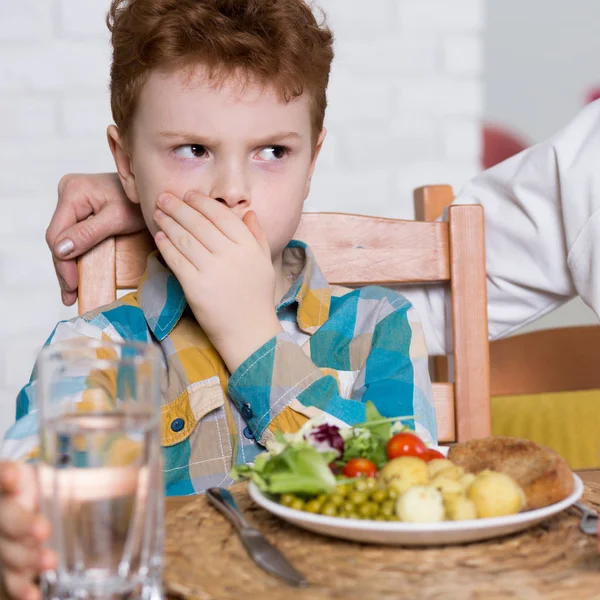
[364,401,392,440]
[231,445,337,496]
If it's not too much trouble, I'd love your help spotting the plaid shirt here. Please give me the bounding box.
[3,241,436,495]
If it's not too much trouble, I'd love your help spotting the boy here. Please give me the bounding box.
[0,1,436,597]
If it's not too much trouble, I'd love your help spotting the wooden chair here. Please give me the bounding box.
[78,208,491,443]
[413,184,600,396]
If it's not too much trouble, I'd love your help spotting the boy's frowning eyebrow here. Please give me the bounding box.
[157,130,303,145]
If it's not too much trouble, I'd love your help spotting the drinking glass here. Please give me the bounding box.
[37,339,164,600]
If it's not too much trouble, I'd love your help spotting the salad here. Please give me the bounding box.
[232,403,526,523]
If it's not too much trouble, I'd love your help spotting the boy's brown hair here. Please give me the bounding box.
[107,0,334,148]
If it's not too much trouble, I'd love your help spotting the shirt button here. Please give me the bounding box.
[241,404,253,420]
[243,426,255,440]
[170,418,185,433]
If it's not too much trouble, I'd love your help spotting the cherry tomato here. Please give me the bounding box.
[422,448,445,462]
[386,432,427,460]
[342,458,378,478]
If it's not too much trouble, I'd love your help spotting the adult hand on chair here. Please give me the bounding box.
[47,173,146,306]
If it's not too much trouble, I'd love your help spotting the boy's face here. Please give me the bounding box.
[110,66,324,261]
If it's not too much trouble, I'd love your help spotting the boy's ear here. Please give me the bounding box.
[107,125,140,204]
[304,128,327,200]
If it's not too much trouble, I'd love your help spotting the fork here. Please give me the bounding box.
[574,501,599,535]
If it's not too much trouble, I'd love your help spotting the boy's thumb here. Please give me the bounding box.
[243,211,270,256]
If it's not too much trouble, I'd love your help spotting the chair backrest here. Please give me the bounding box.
[414,185,600,395]
[78,208,491,443]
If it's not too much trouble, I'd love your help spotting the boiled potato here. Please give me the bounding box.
[396,485,444,523]
[444,493,477,521]
[427,458,454,478]
[468,470,526,518]
[430,474,463,496]
[459,473,476,492]
[379,457,428,494]
[436,464,465,481]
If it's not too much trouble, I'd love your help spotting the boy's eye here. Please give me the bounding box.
[256,146,288,161]
[174,145,208,159]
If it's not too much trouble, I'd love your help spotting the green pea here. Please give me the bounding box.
[341,501,355,514]
[371,489,389,504]
[365,477,378,491]
[304,499,323,514]
[346,511,360,520]
[381,500,395,518]
[388,488,399,500]
[336,483,351,497]
[373,516,387,521]
[349,490,369,505]
[280,494,296,507]
[321,503,338,517]
[329,493,345,507]
[354,479,369,492]
[289,498,305,511]
[358,502,378,519]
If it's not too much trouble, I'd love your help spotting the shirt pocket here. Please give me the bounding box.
[161,376,225,447]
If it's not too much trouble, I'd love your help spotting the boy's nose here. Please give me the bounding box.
[209,171,250,211]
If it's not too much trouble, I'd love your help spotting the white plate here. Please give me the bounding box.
[248,470,584,546]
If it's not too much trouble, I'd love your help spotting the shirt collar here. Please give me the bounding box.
[137,241,331,341]
[278,240,332,334]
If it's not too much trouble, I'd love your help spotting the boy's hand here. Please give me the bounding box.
[0,462,55,600]
[154,191,283,372]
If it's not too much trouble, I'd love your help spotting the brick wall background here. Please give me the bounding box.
[0,0,484,438]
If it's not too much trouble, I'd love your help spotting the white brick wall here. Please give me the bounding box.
[0,0,484,438]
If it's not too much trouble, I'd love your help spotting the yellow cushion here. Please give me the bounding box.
[491,390,600,470]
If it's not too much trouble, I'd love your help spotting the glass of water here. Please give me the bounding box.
[37,338,164,600]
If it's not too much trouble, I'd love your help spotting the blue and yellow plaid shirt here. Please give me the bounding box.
[3,241,437,495]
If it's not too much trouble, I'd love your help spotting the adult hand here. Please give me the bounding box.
[47,173,146,306]
[153,191,282,372]
[0,462,55,600]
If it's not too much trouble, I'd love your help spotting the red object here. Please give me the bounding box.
[342,458,378,478]
[386,432,427,460]
[422,448,445,462]
[586,87,600,105]
[482,124,529,170]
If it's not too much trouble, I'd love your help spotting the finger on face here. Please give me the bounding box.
[154,232,201,284]
[3,570,40,600]
[242,211,270,256]
[154,209,211,269]
[156,194,226,253]
[181,191,251,244]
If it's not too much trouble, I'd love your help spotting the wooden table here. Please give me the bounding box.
[163,471,600,600]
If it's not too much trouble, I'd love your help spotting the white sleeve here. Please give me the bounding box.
[400,99,600,355]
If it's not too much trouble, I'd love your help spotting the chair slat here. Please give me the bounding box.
[295,213,450,284]
[448,205,491,440]
[78,237,116,314]
[490,326,600,396]
[114,214,451,289]
[116,231,156,288]
[414,185,454,222]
